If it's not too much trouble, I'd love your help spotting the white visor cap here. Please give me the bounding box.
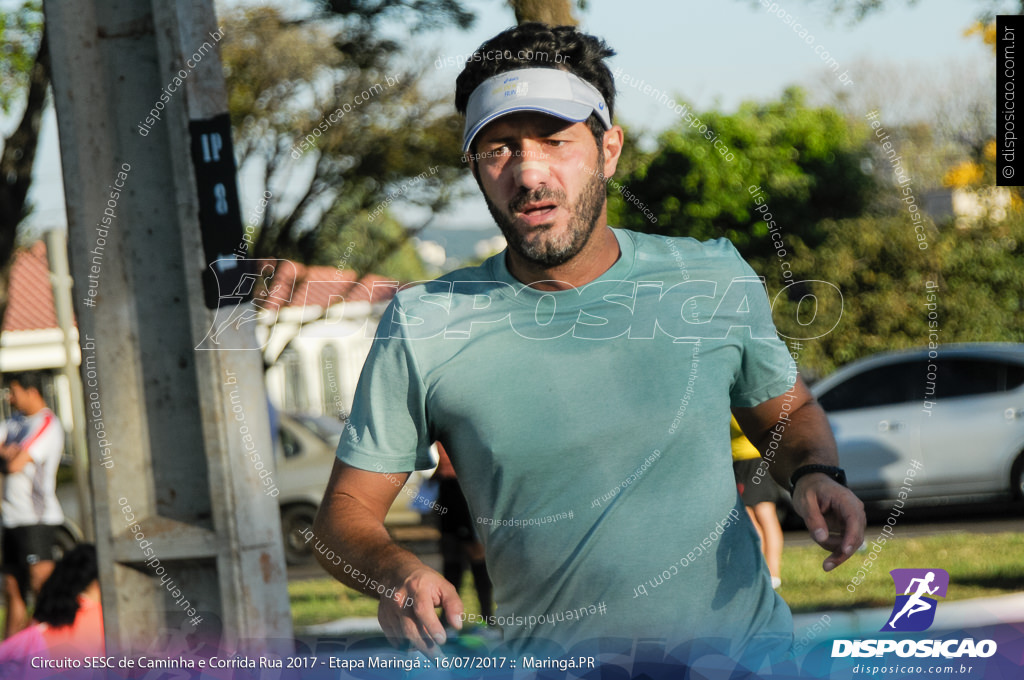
[462,68,612,153]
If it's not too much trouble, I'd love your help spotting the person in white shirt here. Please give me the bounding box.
[0,372,65,638]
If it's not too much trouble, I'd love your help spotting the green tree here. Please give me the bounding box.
[762,215,938,378]
[320,0,474,32]
[221,5,469,275]
[317,206,429,282]
[224,0,600,279]
[0,0,48,323]
[762,212,1024,379]
[610,88,875,261]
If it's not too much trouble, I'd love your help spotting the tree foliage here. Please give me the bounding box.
[0,0,43,113]
[605,73,1024,379]
[0,0,48,326]
[765,211,1024,378]
[318,209,429,282]
[610,88,875,261]
[318,0,474,33]
[220,0,591,278]
[221,4,469,276]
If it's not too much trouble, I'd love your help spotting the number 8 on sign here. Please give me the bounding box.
[214,183,228,215]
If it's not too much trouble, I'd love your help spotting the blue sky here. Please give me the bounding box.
[414,0,996,229]
[15,0,998,234]
[428,0,992,127]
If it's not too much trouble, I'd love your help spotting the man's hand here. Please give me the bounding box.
[734,377,866,572]
[314,461,467,656]
[0,445,30,473]
[791,474,865,572]
[378,566,464,656]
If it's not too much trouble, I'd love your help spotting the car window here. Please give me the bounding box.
[928,358,1024,398]
[819,354,1024,412]
[1002,361,1024,391]
[930,359,1003,400]
[817,361,920,412]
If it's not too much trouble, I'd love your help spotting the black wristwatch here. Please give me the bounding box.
[790,464,847,492]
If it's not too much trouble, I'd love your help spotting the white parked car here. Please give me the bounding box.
[810,343,1024,507]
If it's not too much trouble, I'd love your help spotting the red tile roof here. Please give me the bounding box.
[4,241,57,333]
[269,264,397,308]
[2,244,397,333]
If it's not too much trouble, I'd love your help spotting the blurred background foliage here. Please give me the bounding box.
[610,87,875,260]
[0,0,1020,377]
[607,10,1021,377]
[219,3,467,278]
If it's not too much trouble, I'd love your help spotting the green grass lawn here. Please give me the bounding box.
[778,531,1024,613]
[290,532,1024,628]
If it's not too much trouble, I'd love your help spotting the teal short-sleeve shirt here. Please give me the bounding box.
[337,228,797,655]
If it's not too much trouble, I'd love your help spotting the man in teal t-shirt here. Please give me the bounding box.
[313,22,865,664]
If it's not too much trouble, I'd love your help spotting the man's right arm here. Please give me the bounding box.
[312,459,463,655]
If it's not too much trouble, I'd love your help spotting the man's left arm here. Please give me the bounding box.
[732,376,865,572]
[0,444,31,473]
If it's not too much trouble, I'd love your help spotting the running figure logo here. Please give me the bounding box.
[881,568,949,632]
[195,258,297,350]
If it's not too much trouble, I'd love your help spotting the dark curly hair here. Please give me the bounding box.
[455,23,617,152]
[4,371,44,394]
[33,544,99,627]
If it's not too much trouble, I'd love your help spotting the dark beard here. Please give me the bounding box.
[483,159,607,268]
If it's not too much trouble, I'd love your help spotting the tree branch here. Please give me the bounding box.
[0,22,50,326]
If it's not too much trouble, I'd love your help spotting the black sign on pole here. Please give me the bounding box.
[189,113,253,308]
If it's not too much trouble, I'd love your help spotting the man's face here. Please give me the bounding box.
[7,382,27,413]
[472,113,613,268]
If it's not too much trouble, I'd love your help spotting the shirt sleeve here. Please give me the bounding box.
[335,298,436,473]
[725,246,798,408]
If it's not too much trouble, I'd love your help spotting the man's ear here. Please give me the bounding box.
[468,156,484,191]
[601,125,625,181]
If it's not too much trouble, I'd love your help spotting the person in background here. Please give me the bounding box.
[0,543,104,672]
[431,442,493,627]
[732,415,785,589]
[0,372,65,638]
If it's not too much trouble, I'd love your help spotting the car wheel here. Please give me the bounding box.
[1012,452,1024,502]
[281,504,318,566]
[51,527,78,562]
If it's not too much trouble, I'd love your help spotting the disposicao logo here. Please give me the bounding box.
[831,568,997,659]
[882,568,949,632]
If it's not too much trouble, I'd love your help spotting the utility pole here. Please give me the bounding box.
[44,0,292,655]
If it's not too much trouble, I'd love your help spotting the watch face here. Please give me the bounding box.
[791,465,846,491]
